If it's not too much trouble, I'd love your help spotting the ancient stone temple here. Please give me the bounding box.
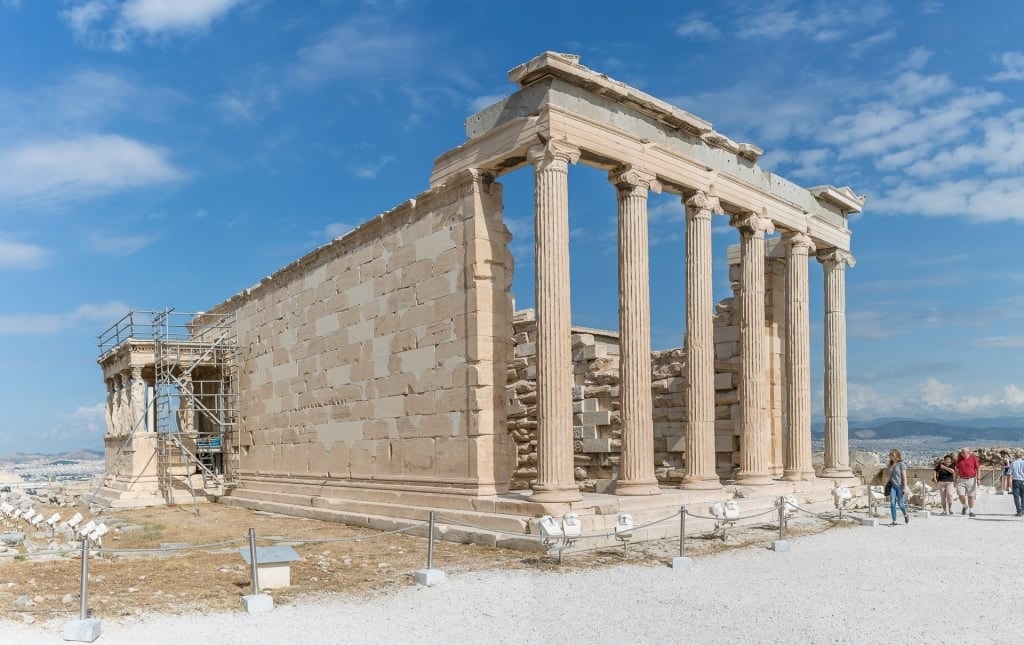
[94,52,865,546]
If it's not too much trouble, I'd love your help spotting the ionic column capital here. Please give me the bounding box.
[684,190,724,220]
[816,248,856,268]
[730,211,775,236]
[609,166,662,195]
[784,230,816,254]
[528,139,581,172]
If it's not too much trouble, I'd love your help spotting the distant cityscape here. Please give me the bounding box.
[2,415,1022,484]
[0,449,103,485]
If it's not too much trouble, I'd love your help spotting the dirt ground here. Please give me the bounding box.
[0,502,854,624]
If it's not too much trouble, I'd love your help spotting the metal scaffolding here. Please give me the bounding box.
[95,309,240,510]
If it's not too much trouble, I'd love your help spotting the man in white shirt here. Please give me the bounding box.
[1009,454,1024,517]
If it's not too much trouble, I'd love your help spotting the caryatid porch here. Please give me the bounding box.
[434,52,866,500]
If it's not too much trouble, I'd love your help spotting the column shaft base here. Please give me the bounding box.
[781,471,803,482]
[615,480,661,496]
[530,487,583,503]
[736,473,774,486]
[820,469,854,479]
[680,476,722,490]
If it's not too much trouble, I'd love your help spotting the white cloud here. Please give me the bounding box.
[63,0,244,51]
[0,135,185,205]
[351,155,395,179]
[292,18,421,86]
[88,232,155,255]
[468,94,505,113]
[324,222,353,239]
[734,3,890,43]
[990,52,1024,82]
[849,30,896,58]
[675,16,720,40]
[848,377,1024,418]
[37,403,107,448]
[0,302,130,335]
[972,336,1024,349]
[0,234,48,269]
[901,47,934,71]
[120,0,244,33]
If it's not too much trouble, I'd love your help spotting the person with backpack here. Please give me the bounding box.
[887,449,910,526]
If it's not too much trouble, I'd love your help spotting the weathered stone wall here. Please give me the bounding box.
[503,257,786,491]
[208,170,517,495]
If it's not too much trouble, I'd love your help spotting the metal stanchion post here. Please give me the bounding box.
[672,506,692,570]
[427,511,435,571]
[248,528,260,595]
[778,497,785,542]
[79,538,89,620]
[773,496,790,552]
[415,510,445,586]
[678,507,686,558]
[63,536,102,641]
[240,527,272,613]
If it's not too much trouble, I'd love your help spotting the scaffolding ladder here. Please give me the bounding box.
[152,309,240,512]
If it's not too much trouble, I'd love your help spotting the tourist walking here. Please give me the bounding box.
[932,454,956,515]
[1010,453,1024,517]
[887,449,910,526]
[955,447,981,517]
[1001,450,1012,494]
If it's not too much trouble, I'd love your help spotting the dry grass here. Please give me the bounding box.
[0,503,852,622]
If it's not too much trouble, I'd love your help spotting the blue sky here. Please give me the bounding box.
[1,0,1023,454]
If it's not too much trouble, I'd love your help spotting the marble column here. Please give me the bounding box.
[782,231,816,481]
[818,249,856,478]
[682,191,723,490]
[529,140,583,503]
[732,212,775,485]
[609,167,661,496]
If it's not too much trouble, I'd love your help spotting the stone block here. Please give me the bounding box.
[241,593,274,613]
[861,518,879,527]
[572,385,585,401]
[771,540,790,552]
[665,435,686,452]
[714,372,733,390]
[514,342,536,358]
[578,411,611,426]
[63,618,102,642]
[415,568,446,586]
[573,398,599,413]
[581,438,614,453]
[579,344,607,360]
[671,556,693,570]
[916,510,930,519]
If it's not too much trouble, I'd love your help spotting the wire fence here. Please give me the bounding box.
[0,490,887,625]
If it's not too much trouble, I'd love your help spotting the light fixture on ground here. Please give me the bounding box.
[832,486,852,518]
[614,513,634,557]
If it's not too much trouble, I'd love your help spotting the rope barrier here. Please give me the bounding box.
[260,521,430,544]
[684,503,783,522]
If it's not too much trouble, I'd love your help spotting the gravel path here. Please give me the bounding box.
[4,491,1021,644]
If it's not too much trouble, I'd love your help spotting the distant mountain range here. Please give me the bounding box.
[0,449,104,465]
[813,417,1024,442]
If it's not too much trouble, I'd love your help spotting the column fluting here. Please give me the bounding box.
[681,191,723,490]
[529,140,583,503]
[819,249,855,478]
[782,231,815,481]
[732,212,775,485]
[610,167,661,496]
